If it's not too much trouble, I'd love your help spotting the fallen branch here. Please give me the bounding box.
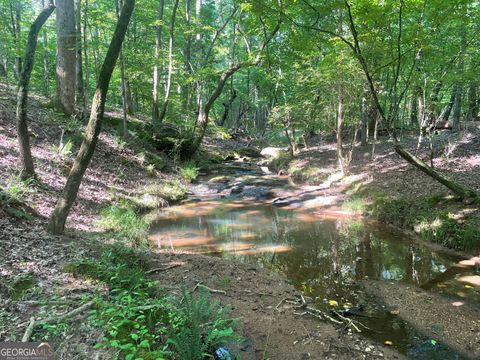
[17,300,95,330]
[332,310,362,333]
[146,263,182,274]
[22,317,35,342]
[193,283,227,295]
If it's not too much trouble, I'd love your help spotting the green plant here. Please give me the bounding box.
[143,179,188,203]
[65,244,240,360]
[180,161,199,183]
[51,139,73,160]
[97,203,149,245]
[2,175,35,204]
[169,288,239,360]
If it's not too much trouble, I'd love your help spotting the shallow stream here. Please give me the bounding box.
[150,172,480,359]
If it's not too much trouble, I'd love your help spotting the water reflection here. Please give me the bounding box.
[149,201,479,359]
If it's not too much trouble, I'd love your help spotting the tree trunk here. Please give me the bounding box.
[48,0,135,235]
[394,145,477,199]
[336,94,347,175]
[14,0,22,79]
[41,0,50,97]
[452,84,463,128]
[116,0,128,138]
[74,0,84,108]
[182,0,192,111]
[82,0,90,110]
[152,0,164,124]
[439,89,455,123]
[158,0,179,123]
[16,2,56,180]
[55,0,76,115]
[360,89,368,146]
[466,83,478,121]
[219,89,237,126]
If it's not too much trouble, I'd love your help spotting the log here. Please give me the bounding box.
[394,144,478,199]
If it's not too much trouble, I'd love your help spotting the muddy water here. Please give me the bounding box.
[150,200,480,359]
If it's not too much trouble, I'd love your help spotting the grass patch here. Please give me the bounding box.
[143,179,188,204]
[266,151,292,172]
[97,202,149,245]
[289,164,326,184]
[180,161,199,183]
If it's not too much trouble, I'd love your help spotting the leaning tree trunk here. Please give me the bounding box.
[55,0,76,115]
[187,19,281,157]
[48,0,135,235]
[16,2,56,180]
[343,0,477,199]
[394,145,477,199]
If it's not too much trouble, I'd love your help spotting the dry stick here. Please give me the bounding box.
[146,263,182,274]
[22,317,35,342]
[332,310,362,333]
[193,283,227,295]
[19,300,95,331]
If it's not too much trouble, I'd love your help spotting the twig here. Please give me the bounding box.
[193,283,226,295]
[22,317,35,342]
[146,263,182,274]
[333,310,362,333]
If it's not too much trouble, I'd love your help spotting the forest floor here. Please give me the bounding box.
[1,83,479,359]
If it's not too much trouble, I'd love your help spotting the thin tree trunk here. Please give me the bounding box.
[466,83,478,121]
[14,0,22,79]
[83,0,90,111]
[360,88,368,146]
[55,0,76,115]
[41,0,50,97]
[74,0,84,108]
[183,0,192,111]
[16,2,56,180]
[158,0,179,123]
[152,0,164,124]
[336,94,347,175]
[116,0,128,138]
[48,0,135,235]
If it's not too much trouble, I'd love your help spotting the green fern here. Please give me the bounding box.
[169,288,240,359]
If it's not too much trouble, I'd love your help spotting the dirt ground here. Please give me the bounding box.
[362,281,480,359]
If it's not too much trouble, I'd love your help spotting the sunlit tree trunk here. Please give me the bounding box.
[152,0,164,124]
[13,0,22,79]
[83,0,90,108]
[41,0,50,97]
[16,2,56,180]
[55,0,76,115]
[360,87,368,146]
[48,0,135,235]
[74,0,84,109]
[158,0,179,123]
[116,0,128,138]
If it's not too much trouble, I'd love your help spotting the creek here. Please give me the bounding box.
[150,163,480,359]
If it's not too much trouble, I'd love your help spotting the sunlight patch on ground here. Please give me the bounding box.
[457,275,480,287]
